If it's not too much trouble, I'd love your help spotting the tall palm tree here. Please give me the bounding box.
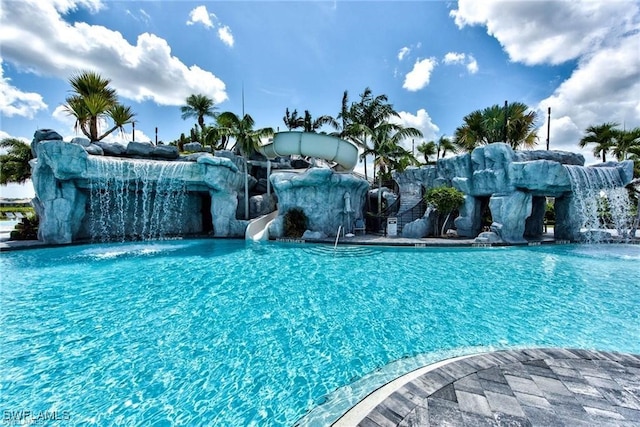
[63,70,135,142]
[181,94,218,134]
[579,122,620,162]
[364,123,422,213]
[417,141,437,164]
[217,111,274,219]
[436,136,458,159]
[0,138,33,184]
[349,87,400,182]
[613,127,640,161]
[453,102,538,151]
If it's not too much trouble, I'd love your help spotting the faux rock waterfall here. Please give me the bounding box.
[31,129,246,244]
[395,143,634,243]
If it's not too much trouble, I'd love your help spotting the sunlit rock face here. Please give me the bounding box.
[30,131,245,244]
[268,168,369,238]
[395,143,633,243]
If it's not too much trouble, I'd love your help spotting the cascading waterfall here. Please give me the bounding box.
[564,165,632,242]
[89,157,189,242]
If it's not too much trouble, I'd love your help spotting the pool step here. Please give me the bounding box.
[304,245,378,258]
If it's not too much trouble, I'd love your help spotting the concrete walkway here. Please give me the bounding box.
[336,348,640,427]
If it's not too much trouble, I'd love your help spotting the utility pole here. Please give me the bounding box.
[132,122,135,142]
[546,107,551,150]
[155,127,158,145]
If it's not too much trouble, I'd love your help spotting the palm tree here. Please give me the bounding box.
[63,70,135,142]
[436,136,458,159]
[348,87,400,182]
[283,108,303,130]
[613,127,640,161]
[301,110,338,133]
[579,122,620,162]
[417,141,437,164]
[0,138,33,184]
[364,123,422,213]
[181,94,218,134]
[453,102,538,151]
[217,111,274,219]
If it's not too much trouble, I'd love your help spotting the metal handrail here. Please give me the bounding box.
[334,225,343,250]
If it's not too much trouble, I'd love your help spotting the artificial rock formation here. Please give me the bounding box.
[396,143,633,243]
[268,168,369,238]
[30,130,246,244]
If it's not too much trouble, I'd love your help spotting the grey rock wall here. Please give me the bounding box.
[396,143,633,243]
[31,136,246,244]
[268,168,369,238]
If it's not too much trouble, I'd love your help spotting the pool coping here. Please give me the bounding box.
[331,347,640,426]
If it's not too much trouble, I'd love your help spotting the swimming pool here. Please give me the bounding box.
[1,241,638,426]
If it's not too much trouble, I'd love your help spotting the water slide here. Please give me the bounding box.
[245,210,279,241]
[258,131,359,171]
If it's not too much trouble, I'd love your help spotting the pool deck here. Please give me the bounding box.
[335,348,640,427]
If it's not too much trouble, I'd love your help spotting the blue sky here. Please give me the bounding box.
[1,0,639,198]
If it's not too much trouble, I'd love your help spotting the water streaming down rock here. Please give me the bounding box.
[563,165,633,242]
[88,157,189,242]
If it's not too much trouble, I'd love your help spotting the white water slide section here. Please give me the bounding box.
[258,131,359,171]
[245,210,279,241]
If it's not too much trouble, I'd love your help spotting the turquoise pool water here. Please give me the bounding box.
[1,241,639,426]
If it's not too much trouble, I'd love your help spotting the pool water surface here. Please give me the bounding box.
[1,240,638,426]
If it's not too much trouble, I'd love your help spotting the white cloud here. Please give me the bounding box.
[187,5,234,48]
[0,59,48,119]
[537,32,640,161]
[218,25,234,48]
[0,0,228,106]
[51,0,103,14]
[186,5,215,28]
[126,8,151,24]
[397,46,410,61]
[402,57,437,92]
[391,109,440,151]
[443,52,478,74]
[466,56,478,74]
[443,52,465,65]
[450,0,639,65]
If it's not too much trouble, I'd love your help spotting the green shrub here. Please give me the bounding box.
[283,208,308,238]
[10,214,39,240]
[424,186,465,236]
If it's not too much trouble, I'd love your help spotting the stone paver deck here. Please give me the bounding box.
[337,348,640,427]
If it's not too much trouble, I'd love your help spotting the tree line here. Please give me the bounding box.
[2,70,640,186]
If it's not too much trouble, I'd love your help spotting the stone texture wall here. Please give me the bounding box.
[31,131,246,244]
[394,143,634,243]
[268,168,369,238]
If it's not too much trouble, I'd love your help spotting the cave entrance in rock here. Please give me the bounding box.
[478,196,492,233]
[200,192,213,234]
[524,195,549,239]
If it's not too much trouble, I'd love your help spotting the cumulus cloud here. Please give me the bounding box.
[0,59,48,119]
[402,57,437,92]
[391,109,440,150]
[537,32,640,160]
[451,0,640,162]
[397,46,410,61]
[0,0,228,106]
[442,52,478,74]
[450,0,639,65]
[187,5,234,47]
